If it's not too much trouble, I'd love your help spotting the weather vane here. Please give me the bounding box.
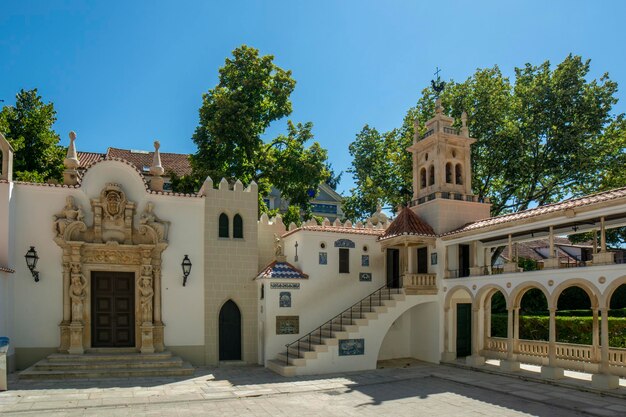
[431,66,445,98]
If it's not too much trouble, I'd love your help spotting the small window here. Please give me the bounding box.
[260,284,264,300]
[429,166,435,186]
[218,213,229,238]
[339,248,350,274]
[233,214,243,238]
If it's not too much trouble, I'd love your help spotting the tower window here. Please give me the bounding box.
[233,214,243,239]
[455,164,463,185]
[420,168,427,189]
[219,213,229,238]
[429,166,435,186]
[446,163,453,184]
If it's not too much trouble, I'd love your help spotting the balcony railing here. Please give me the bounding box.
[402,273,437,295]
[409,191,490,207]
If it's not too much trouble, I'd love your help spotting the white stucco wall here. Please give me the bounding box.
[261,230,385,363]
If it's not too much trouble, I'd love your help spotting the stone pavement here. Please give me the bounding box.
[0,359,625,416]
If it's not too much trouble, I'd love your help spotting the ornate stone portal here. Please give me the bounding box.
[54,184,169,354]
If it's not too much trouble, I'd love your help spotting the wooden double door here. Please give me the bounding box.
[91,271,135,348]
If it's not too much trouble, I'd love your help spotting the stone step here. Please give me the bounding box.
[46,351,173,362]
[19,363,194,380]
[276,352,306,366]
[30,356,184,371]
[287,346,318,359]
[267,359,297,377]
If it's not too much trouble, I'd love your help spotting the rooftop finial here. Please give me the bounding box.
[431,66,446,99]
[150,140,164,176]
[64,131,79,169]
[461,111,469,137]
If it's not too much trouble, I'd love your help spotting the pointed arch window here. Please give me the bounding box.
[219,213,229,238]
[455,164,463,185]
[445,163,453,184]
[233,214,243,239]
[420,168,427,189]
[429,165,435,186]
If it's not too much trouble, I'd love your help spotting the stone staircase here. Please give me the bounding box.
[20,349,194,380]
[267,286,408,377]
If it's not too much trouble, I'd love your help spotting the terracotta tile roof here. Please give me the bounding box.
[77,151,105,167]
[379,207,435,241]
[256,260,309,279]
[106,148,192,177]
[446,186,626,236]
[282,225,384,238]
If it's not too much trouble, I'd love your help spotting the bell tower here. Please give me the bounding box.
[406,90,491,234]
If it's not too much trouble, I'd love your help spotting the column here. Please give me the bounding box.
[470,241,482,276]
[466,304,485,366]
[593,217,615,264]
[592,307,600,363]
[407,245,415,274]
[59,257,71,352]
[503,234,517,272]
[501,307,520,371]
[441,307,455,362]
[541,307,564,379]
[544,226,559,269]
[600,217,606,252]
[592,307,619,389]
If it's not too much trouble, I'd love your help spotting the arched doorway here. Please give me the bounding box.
[219,300,242,360]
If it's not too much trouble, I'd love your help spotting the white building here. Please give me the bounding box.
[0,98,625,390]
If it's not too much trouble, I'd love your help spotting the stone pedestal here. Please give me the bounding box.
[591,373,619,390]
[141,323,155,353]
[465,355,485,367]
[500,359,520,372]
[540,366,564,380]
[63,169,79,186]
[68,323,84,355]
[502,262,518,273]
[542,258,560,269]
[149,177,164,192]
[440,351,456,362]
[59,322,70,353]
[153,322,165,352]
[592,251,615,265]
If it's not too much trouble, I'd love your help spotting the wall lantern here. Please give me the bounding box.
[24,246,40,282]
[181,255,192,286]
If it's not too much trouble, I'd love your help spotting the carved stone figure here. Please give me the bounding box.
[140,202,169,242]
[274,234,284,257]
[53,196,84,237]
[139,277,154,323]
[69,273,87,323]
[368,203,388,226]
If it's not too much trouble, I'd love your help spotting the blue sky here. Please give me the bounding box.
[2,1,625,194]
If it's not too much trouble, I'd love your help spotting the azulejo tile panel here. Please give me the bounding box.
[334,238,355,248]
[338,338,364,356]
[319,252,327,265]
[276,316,299,335]
[361,255,369,267]
[359,272,372,282]
[279,291,291,308]
[270,282,300,290]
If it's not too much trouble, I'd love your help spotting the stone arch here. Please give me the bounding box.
[510,281,551,309]
[444,285,474,308]
[445,162,453,183]
[475,284,510,309]
[218,213,229,238]
[428,165,435,186]
[233,213,243,239]
[551,279,600,310]
[600,275,626,309]
[455,163,463,185]
[420,168,427,189]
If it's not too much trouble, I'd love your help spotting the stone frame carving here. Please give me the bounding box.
[54,183,169,354]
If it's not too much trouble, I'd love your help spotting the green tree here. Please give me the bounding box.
[346,55,625,228]
[0,89,65,182]
[187,45,329,215]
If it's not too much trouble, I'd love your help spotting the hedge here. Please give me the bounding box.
[491,314,626,348]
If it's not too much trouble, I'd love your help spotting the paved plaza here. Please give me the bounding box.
[1,360,626,416]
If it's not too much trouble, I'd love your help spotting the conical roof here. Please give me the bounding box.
[379,207,435,241]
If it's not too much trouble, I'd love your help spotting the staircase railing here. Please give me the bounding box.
[284,284,402,365]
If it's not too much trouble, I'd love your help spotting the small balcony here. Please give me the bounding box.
[402,273,437,295]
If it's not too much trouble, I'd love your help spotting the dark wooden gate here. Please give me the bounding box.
[386,248,400,288]
[456,303,472,357]
[417,247,428,273]
[219,300,242,360]
[91,271,135,347]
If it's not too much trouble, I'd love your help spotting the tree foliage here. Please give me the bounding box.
[0,89,65,182]
[345,55,625,228]
[186,45,329,215]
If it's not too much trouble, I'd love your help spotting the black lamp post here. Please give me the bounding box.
[181,255,192,286]
[24,246,40,282]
